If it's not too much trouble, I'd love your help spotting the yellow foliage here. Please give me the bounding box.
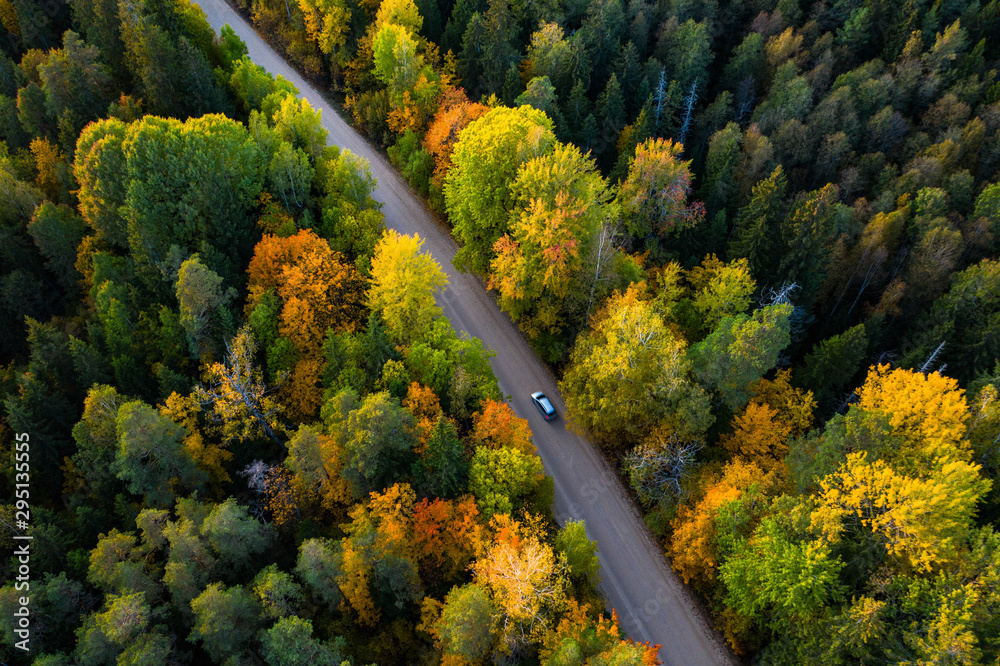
[750,368,815,437]
[30,137,65,202]
[160,392,232,487]
[368,230,448,344]
[812,451,989,572]
[857,364,970,467]
[720,402,791,471]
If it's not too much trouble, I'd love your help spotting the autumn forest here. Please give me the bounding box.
[2,0,1000,664]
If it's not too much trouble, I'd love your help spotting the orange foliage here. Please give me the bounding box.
[412,496,483,584]
[470,400,537,456]
[423,89,489,178]
[670,459,778,587]
[404,382,443,445]
[281,358,323,423]
[247,230,366,419]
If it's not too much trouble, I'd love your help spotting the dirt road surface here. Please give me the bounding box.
[194,3,736,662]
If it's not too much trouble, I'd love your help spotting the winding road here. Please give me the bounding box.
[195,2,735,662]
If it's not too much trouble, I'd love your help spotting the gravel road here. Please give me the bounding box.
[194,3,737,661]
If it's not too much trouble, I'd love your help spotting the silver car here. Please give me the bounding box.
[531,392,557,421]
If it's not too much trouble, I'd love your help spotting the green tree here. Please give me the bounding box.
[87,529,158,599]
[120,114,264,286]
[554,520,600,589]
[560,283,713,446]
[112,400,206,508]
[579,0,625,83]
[27,202,87,294]
[436,583,495,660]
[261,616,347,665]
[189,583,263,663]
[902,259,1000,383]
[271,95,328,163]
[253,565,304,619]
[295,538,343,608]
[444,105,556,274]
[200,498,274,574]
[700,122,742,217]
[797,324,867,403]
[414,415,467,498]
[268,142,314,212]
[689,303,793,411]
[719,513,844,630]
[229,57,299,114]
[36,31,112,148]
[777,184,841,308]
[175,255,235,358]
[68,384,126,511]
[468,445,544,518]
[74,118,129,249]
[340,390,418,496]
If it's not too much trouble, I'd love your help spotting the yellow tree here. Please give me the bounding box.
[856,365,971,469]
[560,282,713,447]
[160,392,232,488]
[811,451,989,572]
[367,230,448,345]
[749,369,815,437]
[686,254,756,331]
[194,326,284,444]
[720,402,791,472]
[296,0,352,68]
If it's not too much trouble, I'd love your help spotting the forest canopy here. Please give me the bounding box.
[4,0,1000,663]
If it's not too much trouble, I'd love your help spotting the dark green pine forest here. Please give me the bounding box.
[2,0,1000,663]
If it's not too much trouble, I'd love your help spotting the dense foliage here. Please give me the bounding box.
[6,0,1000,662]
[0,1,657,664]
[225,0,1000,660]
